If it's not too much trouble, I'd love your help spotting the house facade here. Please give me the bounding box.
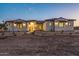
[5,17,76,32]
[5,19,28,32]
[5,19,44,32]
[44,17,75,32]
[27,20,44,32]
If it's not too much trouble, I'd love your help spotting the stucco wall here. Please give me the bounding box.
[43,21,54,31]
[55,21,74,31]
[6,22,28,32]
[6,20,74,32]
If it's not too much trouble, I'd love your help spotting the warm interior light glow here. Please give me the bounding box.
[55,22,58,26]
[28,22,36,32]
[74,20,79,27]
[65,22,68,25]
[49,23,52,26]
[59,22,64,27]
[23,23,26,26]
[19,24,23,29]
[30,22,34,25]
[14,23,16,27]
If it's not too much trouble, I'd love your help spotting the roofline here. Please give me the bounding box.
[4,18,76,23]
[45,18,76,21]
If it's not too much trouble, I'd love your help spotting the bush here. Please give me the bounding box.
[0,23,7,31]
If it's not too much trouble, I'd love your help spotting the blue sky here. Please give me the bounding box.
[0,3,79,22]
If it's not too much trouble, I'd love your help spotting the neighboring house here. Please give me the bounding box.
[44,17,76,32]
[5,17,76,32]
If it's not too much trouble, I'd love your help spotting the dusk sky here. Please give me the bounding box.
[0,3,79,26]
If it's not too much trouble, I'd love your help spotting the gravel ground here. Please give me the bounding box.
[0,33,79,56]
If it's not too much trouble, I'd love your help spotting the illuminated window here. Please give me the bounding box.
[30,22,34,25]
[39,25,42,29]
[49,23,52,26]
[28,22,36,32]
[59,22,64,27]
[19,24,23,29]
[55,22,58,26]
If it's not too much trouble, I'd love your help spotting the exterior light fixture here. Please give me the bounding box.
[65,22,68,25]
[14,23,16,27]
[23,23,26,26]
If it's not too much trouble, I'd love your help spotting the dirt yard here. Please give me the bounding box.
[0,32,79,56]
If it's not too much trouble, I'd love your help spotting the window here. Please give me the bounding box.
[49,23,52,26]
[55,22,58,26]
[59,22,64,27]
[39,25,42,29]
[19,24,23,29]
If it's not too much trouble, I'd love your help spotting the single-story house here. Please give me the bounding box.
[5,17,76,32]
[5,19,44,32]
[44,17,76,32]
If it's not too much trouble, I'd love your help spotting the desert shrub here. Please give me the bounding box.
[12,32,16,36]
[61,30,64,33]
[0,23,7,30]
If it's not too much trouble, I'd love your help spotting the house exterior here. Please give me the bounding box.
[36,21,44,31]
[5,19,28,32]
[5,19,44,32]
[5,17,76,32]
[43,20,54,31]
[44,17,75,32]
